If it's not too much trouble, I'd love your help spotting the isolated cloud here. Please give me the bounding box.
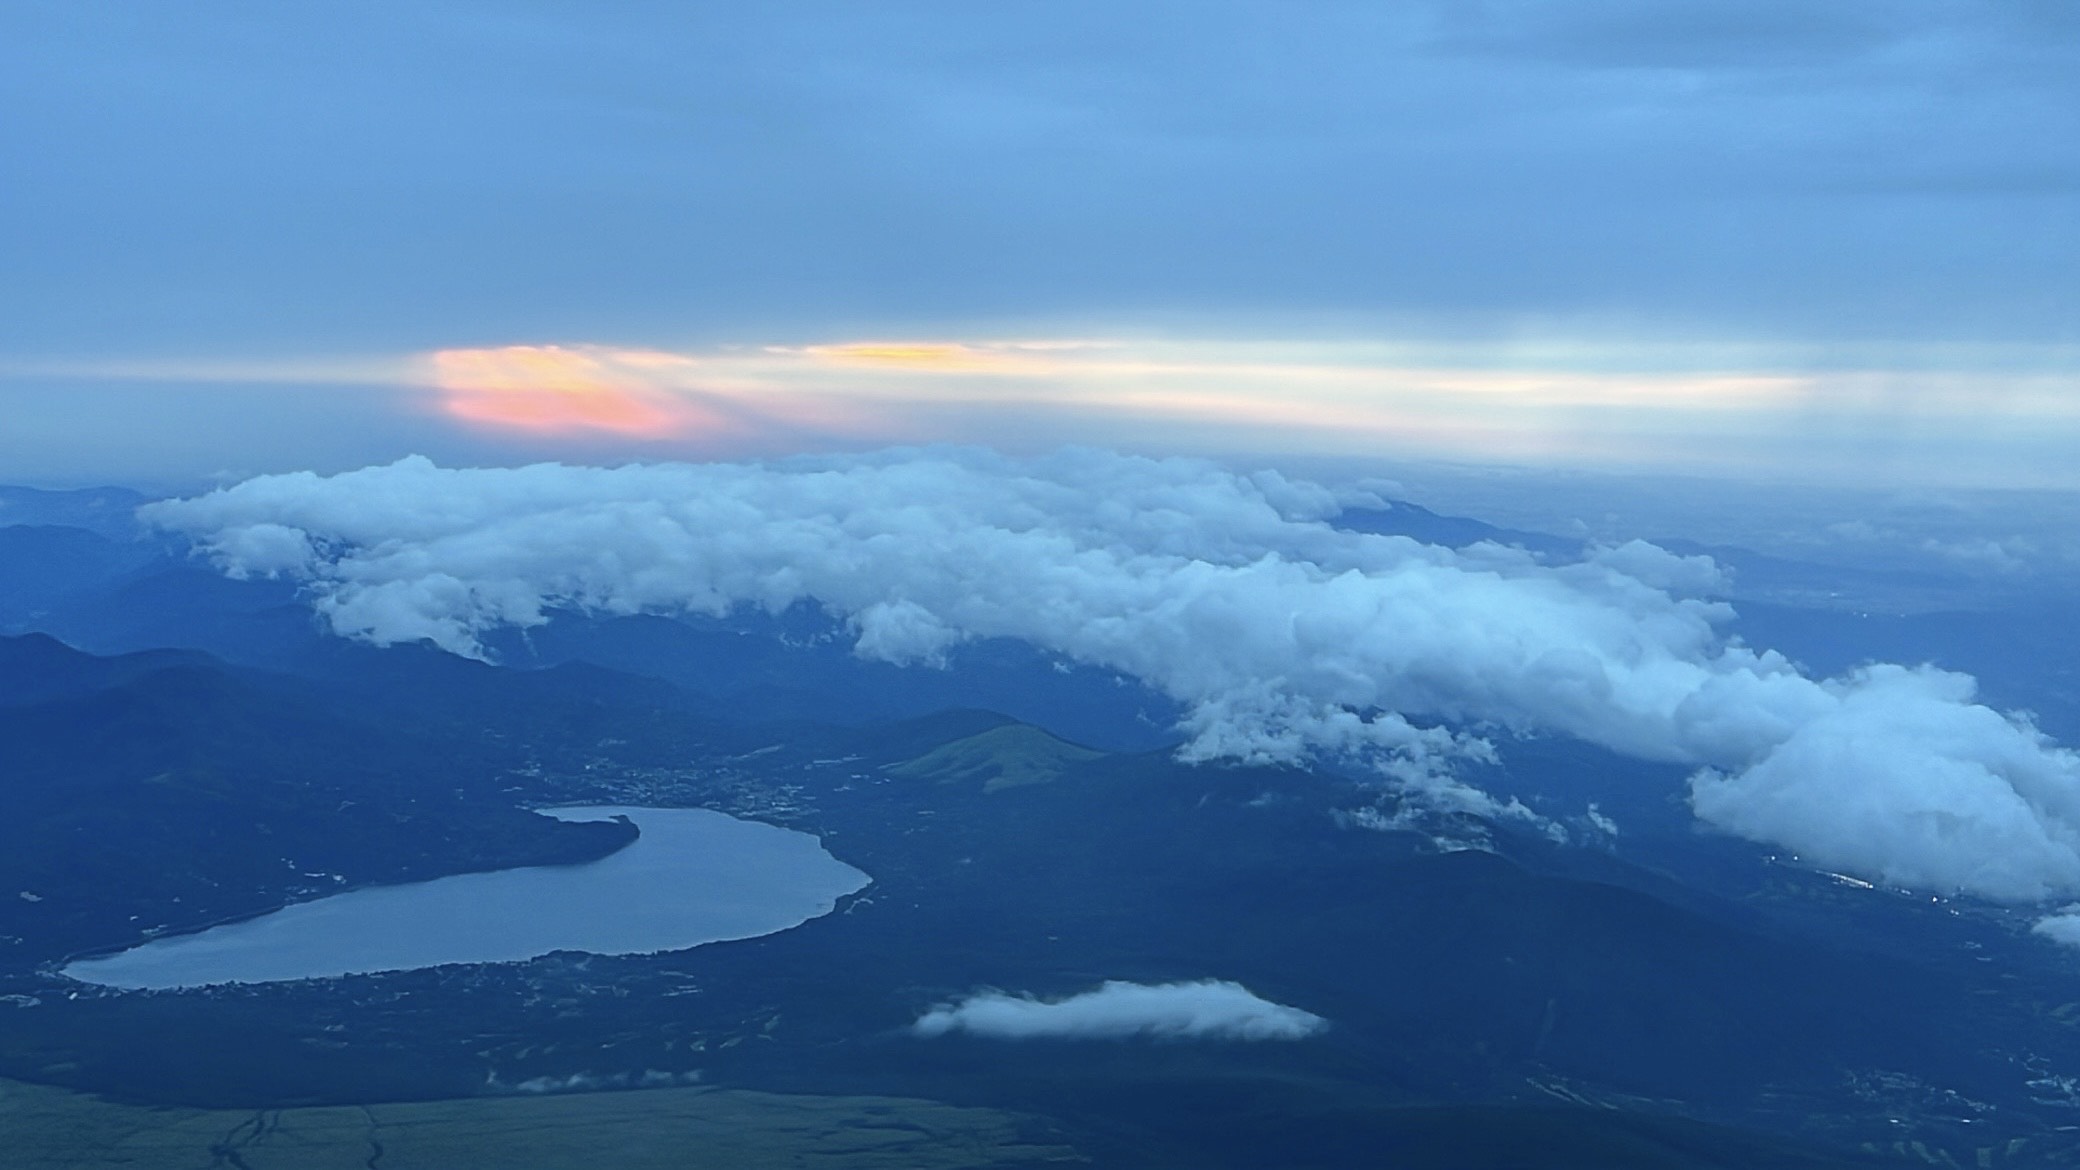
[912,980,1326,1041]
[144,450,2080,904]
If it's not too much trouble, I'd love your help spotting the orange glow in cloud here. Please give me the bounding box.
[429,345,714,438]
[800,341,1061,374]
[809,342,980,367]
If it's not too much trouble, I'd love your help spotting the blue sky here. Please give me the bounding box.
[2,1,2075,486]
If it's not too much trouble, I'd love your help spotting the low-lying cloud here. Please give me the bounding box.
[143,449,2080,905]
[912,980,1327,1041]
[490,1069,702,1094]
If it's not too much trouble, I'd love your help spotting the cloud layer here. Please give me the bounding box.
[912,980,1327,1041]
[11,4,2077,355]
[144,450,2080,903]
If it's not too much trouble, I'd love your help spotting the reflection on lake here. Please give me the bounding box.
[63,807,871,990]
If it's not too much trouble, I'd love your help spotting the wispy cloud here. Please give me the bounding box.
[409,337,2080,489]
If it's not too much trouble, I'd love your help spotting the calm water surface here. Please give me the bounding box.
[63,806,870,989]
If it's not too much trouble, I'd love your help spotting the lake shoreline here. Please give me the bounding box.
[62,806,870,990]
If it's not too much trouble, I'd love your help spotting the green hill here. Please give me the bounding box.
[887,723,1106,793]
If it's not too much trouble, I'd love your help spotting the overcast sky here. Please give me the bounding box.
[2,1,2074,488]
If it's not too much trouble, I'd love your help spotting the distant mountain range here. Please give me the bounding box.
[4,483,2078,1168]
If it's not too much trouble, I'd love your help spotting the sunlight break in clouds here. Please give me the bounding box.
[10,337,2070,489]
[479,334,1802,462]
[145,450,2080,909]
[913,980,1327,1041]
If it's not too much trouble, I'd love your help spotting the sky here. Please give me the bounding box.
[2,0,2076,490]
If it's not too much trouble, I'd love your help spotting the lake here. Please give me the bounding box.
[62,806,871,989]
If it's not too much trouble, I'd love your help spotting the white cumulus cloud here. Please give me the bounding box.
[142,449,2080,906]
[912,980,1327,1041]
[2031,912,2080,950]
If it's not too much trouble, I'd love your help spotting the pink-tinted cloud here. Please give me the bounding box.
[427,345,720,439]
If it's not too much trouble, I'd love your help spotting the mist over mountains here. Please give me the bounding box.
[144,451,2080,907]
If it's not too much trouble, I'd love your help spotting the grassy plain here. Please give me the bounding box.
[0,1077,1083,1169]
